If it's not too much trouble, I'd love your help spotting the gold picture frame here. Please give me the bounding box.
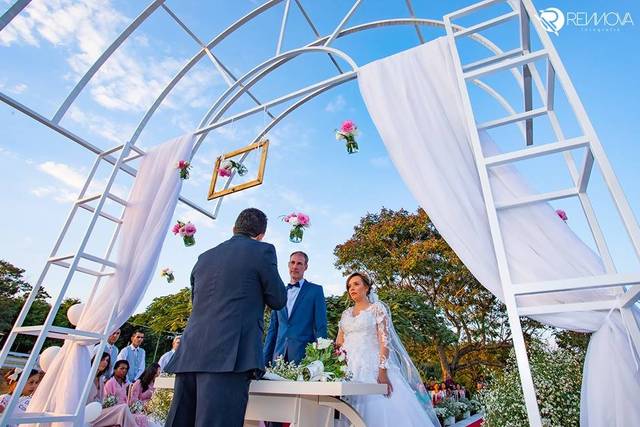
[207,139,269,201]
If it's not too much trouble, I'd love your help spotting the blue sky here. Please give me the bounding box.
[1,0,639,314]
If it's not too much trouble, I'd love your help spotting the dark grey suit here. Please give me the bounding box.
[165,234,287,427]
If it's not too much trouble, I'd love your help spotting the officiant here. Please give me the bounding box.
[263,251,328,365]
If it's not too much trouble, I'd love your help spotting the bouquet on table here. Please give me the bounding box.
[172,220,197,246]
[335,120,359,154]
[283,212,310,243]
[264,338,351,382]
[218,159,248,177]
[298,338,351,382]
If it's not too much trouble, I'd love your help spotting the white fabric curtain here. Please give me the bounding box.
[357,37,640,426]
[27,134,194,425]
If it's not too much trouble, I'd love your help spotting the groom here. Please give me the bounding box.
[164,208,287,427]
[263,251,328,365]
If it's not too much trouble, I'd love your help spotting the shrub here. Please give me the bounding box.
[479,345,583,427]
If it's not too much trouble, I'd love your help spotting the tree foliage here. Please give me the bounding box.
[131,288,192,334]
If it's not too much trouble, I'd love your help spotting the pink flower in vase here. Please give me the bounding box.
[178,160,188,169]
[556,209,568,221]
[183,222,197,237]
[340,120,356,134]
[297,213,310,226]
[171,223,182,235]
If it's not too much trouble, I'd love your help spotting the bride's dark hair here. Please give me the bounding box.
[346,272,373,296]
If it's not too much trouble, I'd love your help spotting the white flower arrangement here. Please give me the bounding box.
[102,395,118,409]
[479,345,582,427]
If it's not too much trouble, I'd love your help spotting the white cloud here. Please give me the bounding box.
[325,94,346,113]
[67,106,134,144]
[13,83,28,94]
[31,185,77,203]
[37,161,85,189]
[1,0,223,114]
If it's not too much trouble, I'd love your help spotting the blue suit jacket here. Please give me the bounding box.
[263,280,328,365]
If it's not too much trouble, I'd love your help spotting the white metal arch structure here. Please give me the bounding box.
[1,0,640,426]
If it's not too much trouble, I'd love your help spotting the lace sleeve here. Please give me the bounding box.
[336,309,348,347]
[373,302,390,369]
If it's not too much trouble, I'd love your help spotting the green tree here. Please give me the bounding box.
[131,288,192,334]
[334,208,513,382]
[1,260,52,350]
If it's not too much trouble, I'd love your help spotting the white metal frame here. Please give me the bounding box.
[1,0,639,425]
[443,0,640,425]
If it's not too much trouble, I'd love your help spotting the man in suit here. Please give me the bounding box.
[263,251,328,365]
[164,208,287,427]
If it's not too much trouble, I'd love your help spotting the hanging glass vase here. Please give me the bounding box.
[289,226,304,243]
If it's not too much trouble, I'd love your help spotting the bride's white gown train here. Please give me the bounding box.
[339,302,438,427]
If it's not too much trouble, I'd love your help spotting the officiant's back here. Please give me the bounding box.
[165,231,287,375]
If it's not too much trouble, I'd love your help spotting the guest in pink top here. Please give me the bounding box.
[128,363,160,404]
[128,363,160,427]
[88,353,136,427]
[104,360,130,405]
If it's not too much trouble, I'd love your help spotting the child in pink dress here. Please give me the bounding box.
[127,363,160,427]
[0,368,42,427]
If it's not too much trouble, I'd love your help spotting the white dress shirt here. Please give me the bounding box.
[286,279,305,317]
[117,344,145,383]
[158,349,175,372]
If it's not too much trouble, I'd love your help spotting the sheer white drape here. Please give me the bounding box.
[27,134,194,425]
[357,37,640,425]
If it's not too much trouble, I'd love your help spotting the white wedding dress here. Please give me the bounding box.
[338,301,438,427]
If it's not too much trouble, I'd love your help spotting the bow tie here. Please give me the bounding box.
[287,283,300,289]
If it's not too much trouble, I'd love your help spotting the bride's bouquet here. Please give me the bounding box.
[298,338,351,382]
[265,338,351,382]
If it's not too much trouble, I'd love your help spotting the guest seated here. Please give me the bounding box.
[457,384,466,399]
[128,363,161,427]
[87,352,137,427]
[105,360,131,404]
[0,368,42,423]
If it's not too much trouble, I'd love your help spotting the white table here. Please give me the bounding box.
[156,377,387,427]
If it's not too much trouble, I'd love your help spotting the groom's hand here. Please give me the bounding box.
[377,369,393,397]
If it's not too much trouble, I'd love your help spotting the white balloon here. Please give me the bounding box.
[84,401,102,422]
[39,346,61,372]
[66,303,85,326]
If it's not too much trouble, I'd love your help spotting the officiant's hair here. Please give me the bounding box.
[290,251,308,264]
[234,208,268,237]
[346,272,372,296]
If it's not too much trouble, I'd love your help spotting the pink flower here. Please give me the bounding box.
[218,167,232,177]
[178,160,188,169]
[556,209,568,221]
[171,223,182,235]
[183,222,197,237]
[283,214,293,223]
[297,213,310,226]
[340,120,356,134]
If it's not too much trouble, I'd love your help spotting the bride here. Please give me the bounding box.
[336,272,440,427]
